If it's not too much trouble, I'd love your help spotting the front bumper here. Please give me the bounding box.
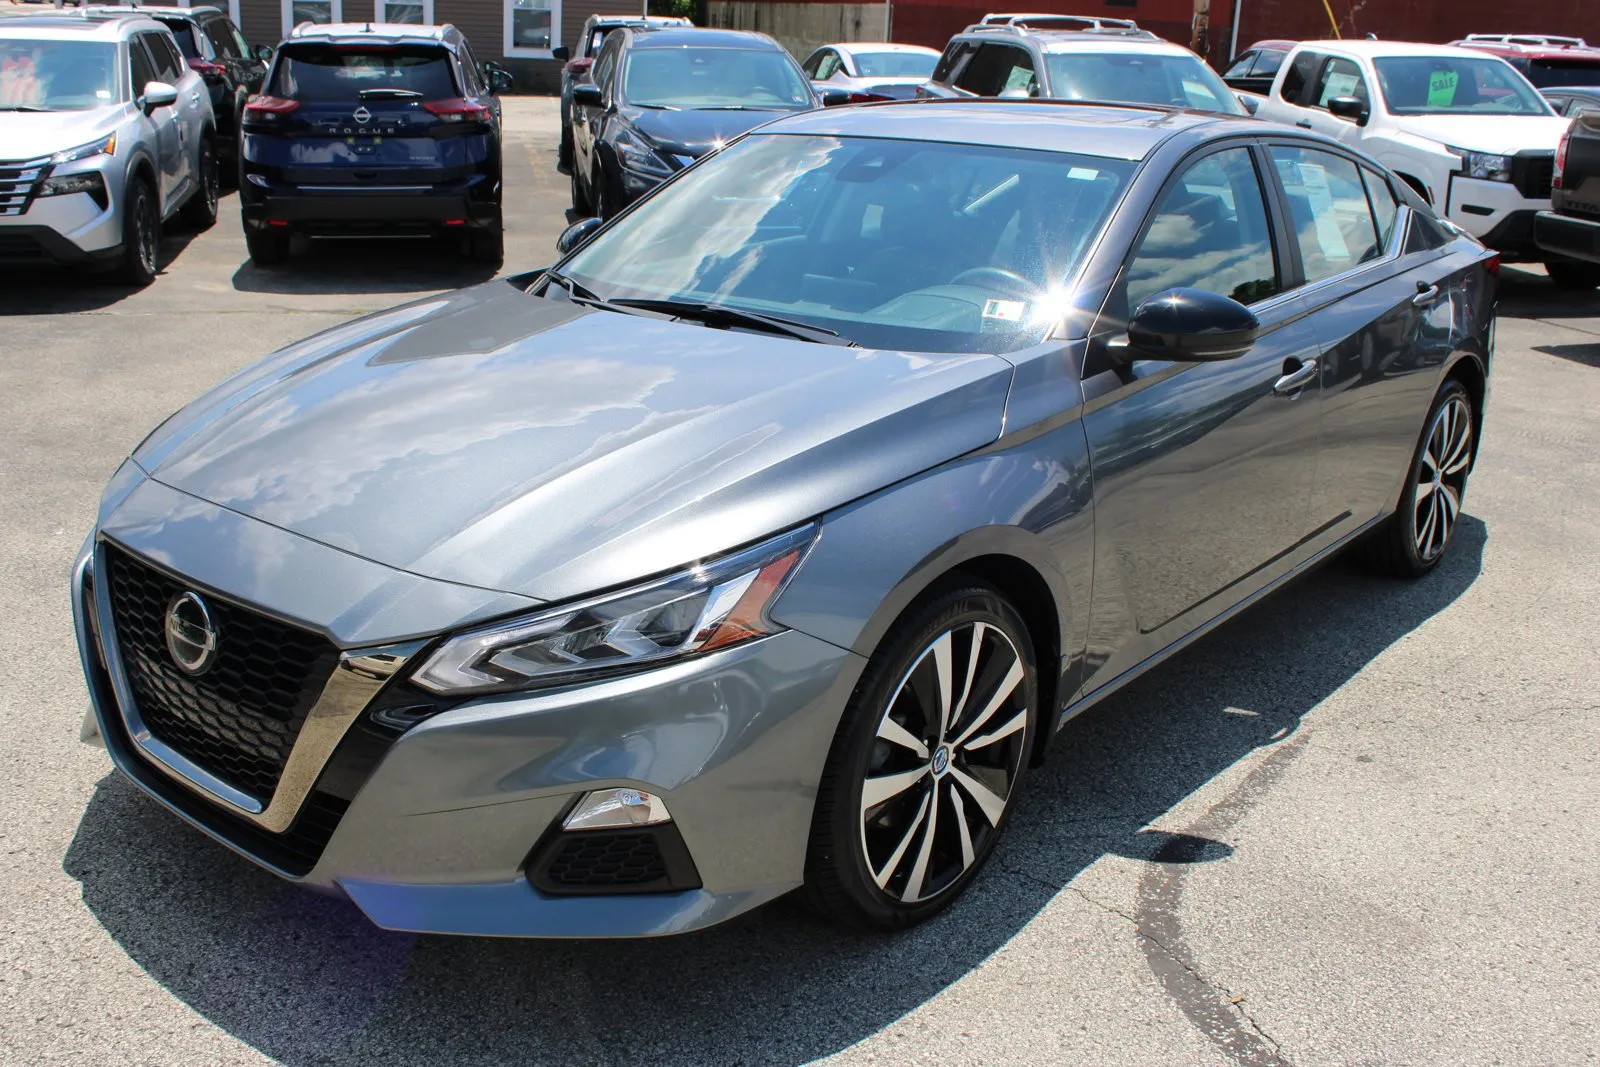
[0,159,123,265]
[240,174,499,234]
[1446,175,1550,255]
[72,484,864,938]
[1534,209,1600,265]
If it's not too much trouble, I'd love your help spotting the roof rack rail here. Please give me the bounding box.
[963,21,1158,40]
[1459,32,1589,48]
[980,12,1142,29]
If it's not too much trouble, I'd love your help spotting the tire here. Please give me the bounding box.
[593,163,613,221]
[804,581,1039,930]
[245,226,290,266]
[1359,378,1475,578]
[180,138,219,230]
[1545,260,1600,291]
[112,177,159,287]
[469,216,504,268]
[570,160,593,216]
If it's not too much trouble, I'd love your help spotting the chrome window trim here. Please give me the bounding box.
[90,537,425,832]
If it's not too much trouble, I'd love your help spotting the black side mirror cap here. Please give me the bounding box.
[254,44,273,62]
[552,45,571,62]
[1235,91,1261,115]
[571,82,604,108]
[1121,288,1260,362]
[555,216,605,254]
[1327,95,1369,125]
[820,87,852,107]
[484,63,514,93]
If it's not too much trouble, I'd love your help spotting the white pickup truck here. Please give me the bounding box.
[1255,39,1576,277]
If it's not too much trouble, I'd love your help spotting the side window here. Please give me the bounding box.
[816,51,842,80]
[801,50,824,77]
[1125,147,1280,311]
[954,43,1025,96]
[1223,50,1257,79]
[1362,167,1400,252]
[1252,49,1287,79]
[128,36,158,96]
[149,32,184,83]
[1270,145,1383,283]
[1405,209,1452,253]
[931,42,969,84]
[1279,50,1322,104]
[204,18,242,59]
[458,43,485,95]
[997,48,1037,97]
[593,40,619,93]
[1312,56,1369,108]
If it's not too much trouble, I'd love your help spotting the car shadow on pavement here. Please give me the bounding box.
[0,228,207,316]
[62,518,1486,1067]
[1499,268,1600,322]
[231,237,500,295]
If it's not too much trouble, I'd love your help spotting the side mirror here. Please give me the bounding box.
[1121,288,1260,362]
[254,44,273,62]
[571,82,604,108]
[555,216,604,254]
[820,87,852,107]
[1327,95,1369,125]
[552,45,571,62]
[140,81,179,113]
[1235,91,1261,115]
[484,63,514,93]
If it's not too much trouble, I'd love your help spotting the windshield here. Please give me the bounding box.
[1043,52,1245,114]
[559,134,1133,353]
[268,45,458,101]
[1523,58,1600,88]
[1373,56,1551,114]
[622,48,813,110]
[0,40,119,111]
[853,51,937,78]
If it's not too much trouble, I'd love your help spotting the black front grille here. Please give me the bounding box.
[0,232,46,260]
[104,545,340,802]
[1513,152,1556,200]
[527,823,703,895]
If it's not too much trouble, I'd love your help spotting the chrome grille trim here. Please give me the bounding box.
[0,156,49,217]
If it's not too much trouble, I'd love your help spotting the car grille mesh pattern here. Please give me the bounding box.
[0,157,47,216]
[542,832,670,888]
[105,546,340,802]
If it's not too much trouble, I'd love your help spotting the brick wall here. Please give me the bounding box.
[1235,0,1600,54]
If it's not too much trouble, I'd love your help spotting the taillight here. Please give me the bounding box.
[568,57,594,74]
[187,59,227,79]
[1554,127,1571,189]
[243,96,299,122]
[423,98,492,123]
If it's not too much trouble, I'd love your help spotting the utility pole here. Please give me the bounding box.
[1191,0,1211,59]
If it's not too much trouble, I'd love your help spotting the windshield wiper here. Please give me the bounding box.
[0,105,50,112]
[542,270,664,317]
[358,88,423,99]
[610,298,860,346]
[691,105,780,111]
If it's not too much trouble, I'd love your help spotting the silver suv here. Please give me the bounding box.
[0,12,218,285]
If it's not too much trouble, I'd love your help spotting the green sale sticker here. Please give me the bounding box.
[1427,70,1459,107]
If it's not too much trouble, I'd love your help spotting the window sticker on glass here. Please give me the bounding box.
[982,298,1026,322]
[1297,162,1350,258]
[1427,70,1458,107]
[1067,167,1100,181]
[1319,71,1359,105]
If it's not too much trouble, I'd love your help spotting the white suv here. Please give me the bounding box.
[1255,40,1569,262]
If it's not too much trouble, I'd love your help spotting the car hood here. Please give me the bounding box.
[626,105,801,158]
[131,279,1014,603]
[0,107,122,160]
[1389,113,1571,154]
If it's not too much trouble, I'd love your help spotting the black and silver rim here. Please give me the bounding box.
[201,147,218,214]
[860,621,1029,904]
[1415,394,1472,561]
[134,193,157,275]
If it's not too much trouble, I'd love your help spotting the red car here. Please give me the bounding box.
[1451,34,1600,92]
[1221,38,1296,96]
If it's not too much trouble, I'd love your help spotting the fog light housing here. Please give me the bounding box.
[564,787,671,830]
[39,172,108,209]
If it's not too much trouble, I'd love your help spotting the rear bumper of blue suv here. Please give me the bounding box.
[239,172,500,235]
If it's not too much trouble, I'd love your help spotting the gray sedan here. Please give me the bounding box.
[73,100,1496,937]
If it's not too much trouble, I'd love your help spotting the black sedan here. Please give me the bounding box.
[569,26,821,219]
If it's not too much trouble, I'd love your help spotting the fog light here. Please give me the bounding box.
[39,172,108,209]
[563,787,671,830]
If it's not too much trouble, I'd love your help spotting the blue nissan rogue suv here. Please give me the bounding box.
[238,21,512,266]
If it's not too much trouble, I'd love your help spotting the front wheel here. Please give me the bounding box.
[111,177,159,286]
[1545,260,1600,290]
[804,582,1038,930]
[1359,378,1475,578]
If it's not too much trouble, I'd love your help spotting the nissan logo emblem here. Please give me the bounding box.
[352,105,372,123]
[165,591,218,675]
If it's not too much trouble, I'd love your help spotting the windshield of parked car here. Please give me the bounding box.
[558,134,1134,353]
[1522,58,1600,88]
[1043,51,1246,114]
[1373,56,1552,114]
[853,51,937,78]
[622,47,813,110]
[268,45,459,101]
[0,39,118,110]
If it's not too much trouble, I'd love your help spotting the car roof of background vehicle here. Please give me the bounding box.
[755,98,1265,160]
[285,21,460,47]
[0,13,160,39]
[1289,38,1521,61]
[1239,38,1296,52]
[626,26,786,51]
[955,23,1166,47]
[1452,36,1600,62]
[833,42,940,54]
[77,4,225,18]
[588,13,691,26]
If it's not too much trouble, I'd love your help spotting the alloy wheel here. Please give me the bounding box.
[202,149,218,214]
[860,621,1029,903]
[1414,393,1472,561]
[135,195,157,276]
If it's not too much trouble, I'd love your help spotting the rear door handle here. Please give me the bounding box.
[1413,282,1440,306]
[1273,358,1318,396]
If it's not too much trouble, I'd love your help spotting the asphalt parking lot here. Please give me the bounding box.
[2,96,1598,1066]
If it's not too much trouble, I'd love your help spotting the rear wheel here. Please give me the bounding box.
[469,215,504,268]
[592,163,614,221]
[180,138,219,230]
[1545,260,1600,290]
[804,582,1037,930]
[245,226,290,266]
[1359,379,1475,578]
[570,161,593,216]
[112,177,159,286]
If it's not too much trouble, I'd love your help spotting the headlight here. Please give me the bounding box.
[1448,147,1512,183]
[50,133,116,164]
[614,126,673,178]
[414,524,817,694]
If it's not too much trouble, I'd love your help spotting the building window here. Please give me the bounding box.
[382,0,433,24]
[505,0,561,58]
[284,0,342,37]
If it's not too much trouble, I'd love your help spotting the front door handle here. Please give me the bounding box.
[1412,282,1440,306]
[1273,357,1318,396]
[1296,119,1313,128]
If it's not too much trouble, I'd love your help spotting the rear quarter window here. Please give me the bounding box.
[268,45,459,101]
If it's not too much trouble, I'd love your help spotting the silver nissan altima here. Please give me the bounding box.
[74,100,1495,937]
